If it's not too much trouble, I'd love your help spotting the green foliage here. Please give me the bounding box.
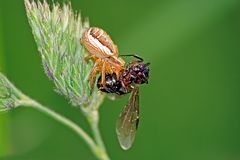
[25,0,103,107]
[0,73,23,112]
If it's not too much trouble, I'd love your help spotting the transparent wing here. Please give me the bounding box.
[116,87,140,150]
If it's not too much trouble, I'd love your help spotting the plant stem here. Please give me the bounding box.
[19,97,110,160]
[87,110,108,158]
[91,119,107,152]
[82,94,109,159]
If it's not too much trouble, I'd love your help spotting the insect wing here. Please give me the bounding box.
[116,87,140,150]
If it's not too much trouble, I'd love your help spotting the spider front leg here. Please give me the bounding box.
[114,65,124,80]
[89,59,101,93]
[101,61,106,87]
[85,55,95,63]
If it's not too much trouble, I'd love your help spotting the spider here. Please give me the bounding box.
[81,27,125,90]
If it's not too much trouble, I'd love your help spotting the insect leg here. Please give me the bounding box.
[120,54,144,63]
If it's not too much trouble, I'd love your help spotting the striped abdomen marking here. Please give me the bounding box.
[82,27,124,67]
[90,28,117,55]
[82,27,118,57]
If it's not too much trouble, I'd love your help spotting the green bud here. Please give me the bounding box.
[0,73,22,112]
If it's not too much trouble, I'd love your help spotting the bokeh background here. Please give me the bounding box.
[0,0,240,160]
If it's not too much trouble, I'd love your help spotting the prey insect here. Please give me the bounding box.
[97,55,150,150]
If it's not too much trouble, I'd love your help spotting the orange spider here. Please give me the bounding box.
[81,27,125,90]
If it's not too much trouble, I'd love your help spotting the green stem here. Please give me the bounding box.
[91,118,107,152]
[18,97,109,160]
[87,110,108,158]
[82,94,109,159]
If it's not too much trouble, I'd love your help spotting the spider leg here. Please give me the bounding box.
[89,59,101,93]
[101,60,106,87]
[85,55,95,63]
[115,68,122,80]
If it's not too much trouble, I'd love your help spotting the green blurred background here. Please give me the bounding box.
[0,0,240,159]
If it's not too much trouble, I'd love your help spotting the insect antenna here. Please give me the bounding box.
[120,54,144,63]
